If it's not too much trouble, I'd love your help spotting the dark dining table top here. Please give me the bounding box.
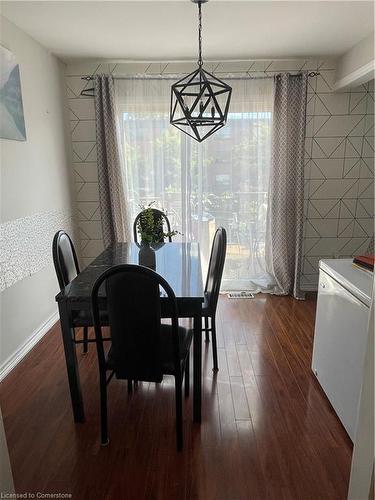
[56,242,204,304]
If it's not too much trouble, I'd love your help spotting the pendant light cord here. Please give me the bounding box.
[198,1,203,66]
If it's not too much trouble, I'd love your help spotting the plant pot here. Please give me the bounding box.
[138,242,156,270]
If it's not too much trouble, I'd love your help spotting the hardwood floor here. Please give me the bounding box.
[0,294,352,500]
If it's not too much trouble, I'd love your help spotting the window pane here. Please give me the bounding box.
[116,77,274,291]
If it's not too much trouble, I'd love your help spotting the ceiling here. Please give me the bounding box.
[1,1,374,61]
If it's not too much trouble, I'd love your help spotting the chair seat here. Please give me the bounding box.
[72,309,109,327]
[106,324,192,376]
[160,324,193,374]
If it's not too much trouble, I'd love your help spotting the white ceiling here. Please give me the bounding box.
[1,1,374,61]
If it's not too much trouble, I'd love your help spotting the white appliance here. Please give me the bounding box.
[312,259,373,441]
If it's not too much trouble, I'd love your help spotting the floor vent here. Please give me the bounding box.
[227,291,255,299]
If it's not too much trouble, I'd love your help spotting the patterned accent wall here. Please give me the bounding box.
[0,209,75,291]
[304,73,374,289]
[65,59,374,289]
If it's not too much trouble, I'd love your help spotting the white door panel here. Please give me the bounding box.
[312,269,369,440]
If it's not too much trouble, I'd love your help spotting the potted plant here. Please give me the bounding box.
[136,202,179,245]
[136,202,180,269]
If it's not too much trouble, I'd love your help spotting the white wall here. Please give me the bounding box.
[348,295,374,500]
[0,17,76,375]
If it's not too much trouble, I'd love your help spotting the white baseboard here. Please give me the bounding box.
[0,311,59,382]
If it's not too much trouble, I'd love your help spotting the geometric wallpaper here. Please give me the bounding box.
[304,72,374,289]
[65,58,374,290]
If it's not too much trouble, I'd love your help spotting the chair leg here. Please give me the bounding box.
[100,373,109,446]
[184,353,190,398]
[204,316,210,343]
[128,379,133,394]
[212,316,219,372]
[175,377,183,451]
[83,326,88,354]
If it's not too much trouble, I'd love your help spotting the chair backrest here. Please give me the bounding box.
[91,264,180,383]
[133,208,172,243]
[52,230,80,290]
[205,227,227,313]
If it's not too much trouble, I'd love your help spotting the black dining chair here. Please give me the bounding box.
[133,208,172,243]
[91,264,192,450]
[53,230,101,354]
[202,227,227,372]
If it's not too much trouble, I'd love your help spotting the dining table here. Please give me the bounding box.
[55,241,204,424]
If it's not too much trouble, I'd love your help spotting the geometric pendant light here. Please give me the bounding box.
[170,0,232,142]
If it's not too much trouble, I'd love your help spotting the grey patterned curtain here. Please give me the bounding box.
[266,73,308,299]
[94,74,130,246]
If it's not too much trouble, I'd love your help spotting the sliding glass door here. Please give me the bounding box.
[116,77,274,291]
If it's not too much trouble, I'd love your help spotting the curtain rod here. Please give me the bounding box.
[82,71,319,82]
[79,72,319,96]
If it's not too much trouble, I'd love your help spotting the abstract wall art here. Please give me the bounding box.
[0,45,26,141]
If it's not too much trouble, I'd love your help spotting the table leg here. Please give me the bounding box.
[193,312,202,423]
[58,301,85,423]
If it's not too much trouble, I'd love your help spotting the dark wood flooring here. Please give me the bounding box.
[0,294,352,500]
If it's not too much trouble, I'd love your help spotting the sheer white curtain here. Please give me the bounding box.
[115,76,275,291]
